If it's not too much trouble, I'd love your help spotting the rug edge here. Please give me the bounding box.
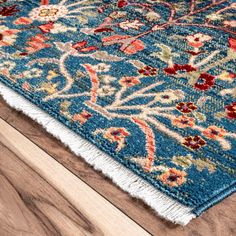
[0,82,195,225]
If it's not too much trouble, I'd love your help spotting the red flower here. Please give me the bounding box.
[229,73,236,79]
[102,34,127,43]
[122,39,144,55]
[38,21,54,34]
[14,17,33,25]
[185,50,203,56]
[138,66,158,76]
[119,76,140,87]
[225,102,236,119]
[117,0,128,8]
[194,73,215,91]
[182,135,206,150]
[164,64,196,75]
[25,34,51,54]
[41,0,49,4]
[176,102,197,113]
[94,28,113,33]
[105,127,130,142]
[0,5,19,16]
[102,35,145,55]
[72,40,98,52]
[229,37,236,51]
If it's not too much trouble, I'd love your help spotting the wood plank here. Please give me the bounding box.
[0,98,236,236]
[0,118,150,236]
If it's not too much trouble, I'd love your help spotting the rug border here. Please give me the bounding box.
[0,81,196,225]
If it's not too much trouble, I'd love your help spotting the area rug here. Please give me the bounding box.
[0,0,235,225]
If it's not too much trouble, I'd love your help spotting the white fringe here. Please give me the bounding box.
[0,82,196,225]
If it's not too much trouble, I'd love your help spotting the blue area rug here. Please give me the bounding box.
[0,0,235,225]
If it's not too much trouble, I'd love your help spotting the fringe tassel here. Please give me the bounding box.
[0,82,196,225]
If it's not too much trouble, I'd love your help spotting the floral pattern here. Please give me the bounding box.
[0,25,18,47]
[0,0,236,215]
[186,33,212,48]
[182,135,206,150]
[159,168,187,187]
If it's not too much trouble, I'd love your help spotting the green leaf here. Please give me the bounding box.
[192,111,206,122]
[193,159,216,173]
[232,88,236,98]
[188,71,201,86]
[60,101,71,111]
[228,49,236,59]
[151,44,176,63]
[172,154,193,168]
[196,96,210,107]
[215,111,225,120]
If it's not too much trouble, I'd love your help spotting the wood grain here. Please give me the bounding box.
[0,118,150,236]
[0,97,235,236]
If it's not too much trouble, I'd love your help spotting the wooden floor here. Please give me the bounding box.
[0,98,235,236]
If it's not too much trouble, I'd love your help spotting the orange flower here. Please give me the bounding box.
[172,116,195,128]
[122,39,145,55]
[38,21,55,33]
[119,76,140,87]
[72,110,92,124]
[14,17,33,25]
[25,34,51,54]
[104,127,129,142]
[72,40,98,53]
[22,82,31,91]
[103,127,130,151]
[0,26,19,47]
[202,126,226,139]
[159,168,187,187]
